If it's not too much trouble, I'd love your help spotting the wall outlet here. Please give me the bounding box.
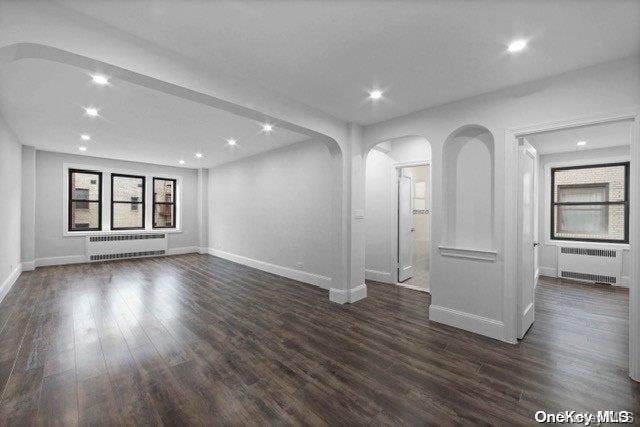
[296,262,304,269]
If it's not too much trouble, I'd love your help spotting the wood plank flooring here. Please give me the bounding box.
[0,254,638,425]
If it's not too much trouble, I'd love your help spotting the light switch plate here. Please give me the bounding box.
[354,209,365,219]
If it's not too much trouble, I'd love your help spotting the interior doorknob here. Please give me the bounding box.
[410,227,416,232]
[533,242,540,247]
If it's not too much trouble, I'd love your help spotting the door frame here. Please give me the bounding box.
[393,161,431,290]
[504,111,640,381]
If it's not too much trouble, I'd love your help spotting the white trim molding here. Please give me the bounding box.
[429,305,506,342]
[32,246,199,268]
[36,255,86,267]
[538,266,557,278]
[365,269,394,284]
[21,261,35,272]
[165,246,199,256]
[330,284,367,304]
[0,264,22,304]
[438,245,497,262]
[209,248,332,290]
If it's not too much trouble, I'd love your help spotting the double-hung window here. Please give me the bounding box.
[551,162,629,243]
[68,169,102,231]
[152,178,177,228]
[111,174,145,230]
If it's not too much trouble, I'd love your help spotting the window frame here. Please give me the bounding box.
[550,161,630,244]
[110,173,146,231]
[68,168,103,232]
[152,177,177,229]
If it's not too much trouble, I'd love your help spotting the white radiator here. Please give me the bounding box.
[86,233,168,262]
[557,246,621,285]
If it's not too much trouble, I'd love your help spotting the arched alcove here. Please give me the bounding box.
[442,125,495,250]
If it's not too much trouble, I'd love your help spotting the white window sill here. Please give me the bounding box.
[545,239,630,250]
[63,228,182,237]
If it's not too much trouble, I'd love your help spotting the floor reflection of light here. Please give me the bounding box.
[114,281,144,321]
[152,274,180,320]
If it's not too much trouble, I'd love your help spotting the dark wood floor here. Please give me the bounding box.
[0,254,638,425]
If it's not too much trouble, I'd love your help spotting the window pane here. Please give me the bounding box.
[71,171,100,200]
[554,204,625,241]
[112,176,144,201]
[554,165,626,202]
[113,203,143,228]
[154,179,175,203]
[70,201,100,230]
[154,203,175,227]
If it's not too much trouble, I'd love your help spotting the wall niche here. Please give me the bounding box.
[442,125,495,252]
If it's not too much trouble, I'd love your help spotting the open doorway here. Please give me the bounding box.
[397,165,430,290]
[365,136,431,293]
[516,118,633,346]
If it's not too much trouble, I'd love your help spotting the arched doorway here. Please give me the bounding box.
[364,135,432,291]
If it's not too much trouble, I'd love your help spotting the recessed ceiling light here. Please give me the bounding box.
[227,139,237,146]
[577,140,587,146]
[80,134,91,141]
[369,90,383,100]
[91,74,109,85]
[263,123,273,132]
[85,107,99,117]
[79,146,87,152]
[179,160,185,165]
[507,39,527,53]
[195,153,203,158]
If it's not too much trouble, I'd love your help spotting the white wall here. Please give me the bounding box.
[361,55,640,341]
[21,146,36,267]
[0,115,21,300]
[208,139,335,287]
[536,145,631,283]
[32,150,199,263]
[365,137,430,283]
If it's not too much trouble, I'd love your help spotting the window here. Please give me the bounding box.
[68,169,102,231]
[111,174,145,230]
[153,178,177,228]
[551,162,629,243]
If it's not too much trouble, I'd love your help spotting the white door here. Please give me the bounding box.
[398,171,414,282]
[517,139,537,338]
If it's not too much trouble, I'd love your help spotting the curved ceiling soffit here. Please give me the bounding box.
[0,42,342,156]
[365,133,432,155]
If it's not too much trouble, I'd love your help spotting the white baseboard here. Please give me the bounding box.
[197,247,208,254]
[429,304,506,342]
[21,261,35,271]
[209,248,332,290]
[35,255,86,267]
[329,283,367,304]
[33,246,199,268]
[166,246,199,256]
[365,269,394,284]
[0,264,22,304]
[538,266,557,278]
[397,282,430,293]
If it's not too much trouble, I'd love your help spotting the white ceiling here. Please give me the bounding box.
[57,0,640,125]
[525,120,632,155]
[0,59,309,168]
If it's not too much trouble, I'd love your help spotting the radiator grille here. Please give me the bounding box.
[90,250,165,261]
[90,234,165,242]
[560,247,616,258]
[561,270,616,284]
